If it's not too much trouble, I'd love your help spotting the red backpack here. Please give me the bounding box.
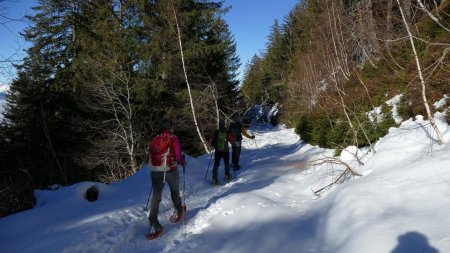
[149,133,173,171]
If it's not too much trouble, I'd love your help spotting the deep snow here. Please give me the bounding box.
[1,111,450,253]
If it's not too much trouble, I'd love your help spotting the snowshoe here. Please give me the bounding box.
[146,222,163,240]
[170,205,186,223]
[225,174,232,181]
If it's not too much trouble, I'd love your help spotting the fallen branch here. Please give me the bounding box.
[307,157,362,197]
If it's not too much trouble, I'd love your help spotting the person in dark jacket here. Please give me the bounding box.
[229,117,254,170]
[209,119,235,184]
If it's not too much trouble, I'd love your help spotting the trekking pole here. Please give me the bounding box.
[182,164,187,229]
[182,155,186,204]
[253,139,259,150]
[144,185,153,212]
[181,154,187,236]
[204,150,214,181]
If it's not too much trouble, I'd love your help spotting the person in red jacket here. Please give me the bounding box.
[209,119,235,185]
[147,119,186,239]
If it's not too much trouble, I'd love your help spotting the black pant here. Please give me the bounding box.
[149,170,182,223]
[213,151,230,180]
[231,141,242,167]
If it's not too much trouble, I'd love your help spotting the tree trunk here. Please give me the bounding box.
[404,0,412,24]
[170,0,210,153]
[386,0,393,40]
[396,0,445,144]
[366,0,379,52]
[39,101,69,184]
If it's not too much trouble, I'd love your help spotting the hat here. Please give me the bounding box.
[219,119,225,130]
[161,119,173,131]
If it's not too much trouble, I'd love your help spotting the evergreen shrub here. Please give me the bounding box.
[397,94,415,121]
[295,106,397,156]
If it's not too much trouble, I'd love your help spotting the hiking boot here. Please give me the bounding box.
[149,220,163,233]
[170,205,186,223]
[147,220,163,240]
[225,174,232,181]
[212,178,220,185]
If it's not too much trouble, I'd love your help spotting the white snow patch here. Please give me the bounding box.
[434,94,448,109]
[366,106,382,123]
[386,94,404,124]
[0,84,10,93]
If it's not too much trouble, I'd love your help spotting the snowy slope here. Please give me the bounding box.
[1,115,450,253]
[0,84,9,117]
[0,84,9,93]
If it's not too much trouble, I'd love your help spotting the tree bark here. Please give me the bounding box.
[404,0,412,24]
[396,0,445,144]
[386,0,393,40]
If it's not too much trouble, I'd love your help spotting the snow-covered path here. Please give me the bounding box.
[1,119,450,253]
[160,126,331,253]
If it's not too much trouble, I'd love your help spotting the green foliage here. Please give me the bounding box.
[396,94,413,120]
[294,105,397,156]
[246,0,447,157]
[295,115,312,143]
[418,1,450,39]
[295,115,348,149]
[242,17,292,106]
[372,81,389,107]
[357,107,397,148]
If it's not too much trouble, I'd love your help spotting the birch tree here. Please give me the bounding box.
[78,52,141,181]
[396,0,445,144]
[168,0,210,153]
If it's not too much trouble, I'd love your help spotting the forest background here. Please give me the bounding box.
[0,0,449,218]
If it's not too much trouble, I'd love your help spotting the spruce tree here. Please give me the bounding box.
[0,0,87,215]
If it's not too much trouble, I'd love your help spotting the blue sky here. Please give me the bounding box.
[0,0,299,85]
[0,0,34,85]
[222,0,299,81]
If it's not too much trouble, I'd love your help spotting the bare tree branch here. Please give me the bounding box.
[396,0,445,145]
[416,0,450,32]
[306,157,362,197]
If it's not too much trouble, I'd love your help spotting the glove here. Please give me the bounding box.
[251,135,255,140]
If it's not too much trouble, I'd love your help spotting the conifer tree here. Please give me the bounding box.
[1,0,241,216]
[1,0,87,215]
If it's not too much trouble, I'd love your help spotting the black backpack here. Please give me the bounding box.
[229,122,242,141]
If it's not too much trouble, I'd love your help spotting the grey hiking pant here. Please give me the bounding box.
[149,170,182,224]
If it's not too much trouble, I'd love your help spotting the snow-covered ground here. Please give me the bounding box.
[0,84,9,118]
[0,84,9,93]
[1,113,450,253]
